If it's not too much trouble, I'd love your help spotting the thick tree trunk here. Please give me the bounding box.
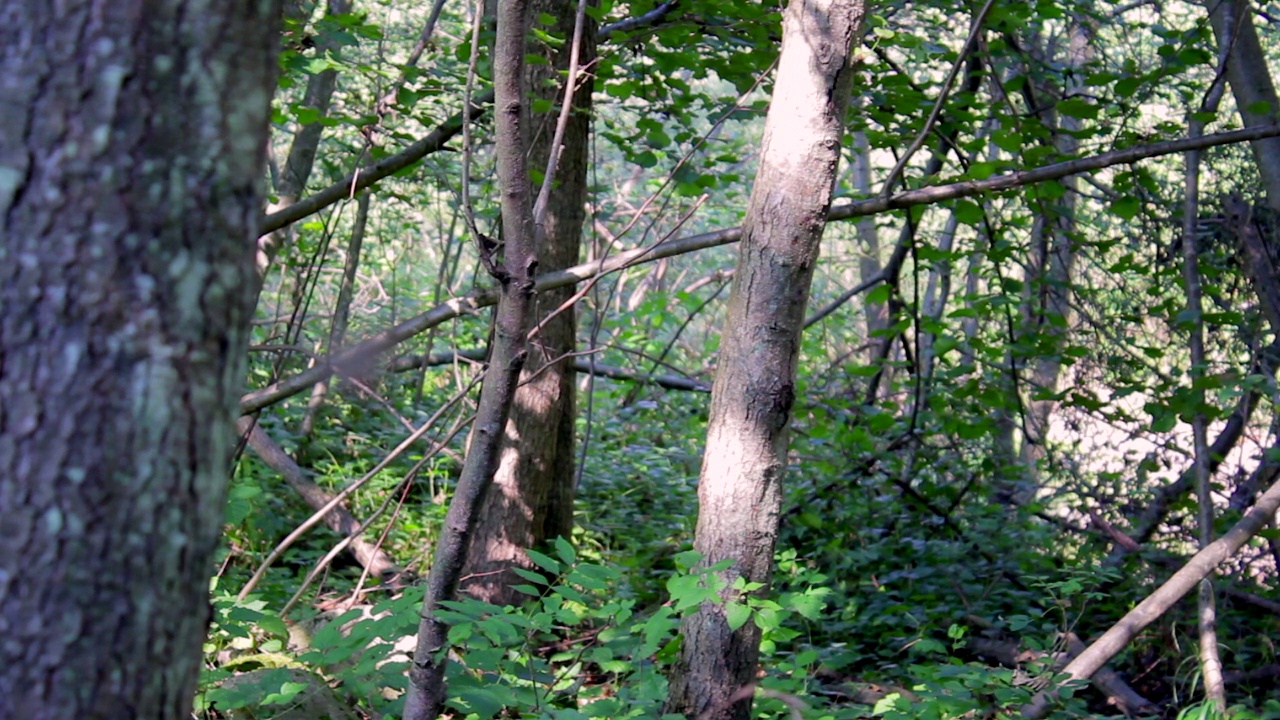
[0,2,278,719]
[663,2,865,719]
[462,0,595,607]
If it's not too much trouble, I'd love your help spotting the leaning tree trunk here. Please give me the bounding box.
[0,2,278,720]
[663,2,866,719]
[462,0,595,607]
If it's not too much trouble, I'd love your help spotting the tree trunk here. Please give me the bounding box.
[1007,18,1091,504]
[1207,0,1280,212]
[663,2,866,719]
[401,0,539,716]
[462,0,595,607]
[0,2,278,719]
[260,0,351,273]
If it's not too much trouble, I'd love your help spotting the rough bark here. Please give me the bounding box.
[0,2,278,719]
[401,0,539,716]
[462,0,595,607]
[662,2,866,719]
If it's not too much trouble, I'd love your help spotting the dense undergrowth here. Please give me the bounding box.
[199,346,1280,719]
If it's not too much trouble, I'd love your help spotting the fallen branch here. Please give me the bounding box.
[238,417,400,578]
[1019,469,1280,718]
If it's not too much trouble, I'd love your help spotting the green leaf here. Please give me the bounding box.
[512,566,549,584]
[293,106,322,125]
[992,128,1022,153]
[1247,100,1275,116]
[525,548,561,575]
[634,150,659,168]
[673,550,702,571]
[725,602,752,630]
[954,200,984,225]
[967,161,1000,180]
[1151,410,1176,433]
[1115,76,1144,97]
[866,283,892,305]
[1110,195,1141,220]
[1057,97,1099,119]
[554,536,577,565]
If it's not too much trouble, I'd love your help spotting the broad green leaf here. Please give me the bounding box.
[725,602,752,631]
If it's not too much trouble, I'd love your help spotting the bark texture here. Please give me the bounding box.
[462,0,595,607]
[663,2,865,719]
[401,0,539,717]
[0,2,278,719]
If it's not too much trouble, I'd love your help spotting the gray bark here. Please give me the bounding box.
[0,1,278,718]
[1208,0,1280,211]
[401,0,539,716]
[663,2,866,719]
[462,0,595,608]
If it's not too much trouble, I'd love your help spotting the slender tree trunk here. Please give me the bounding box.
[401,0,539,716]
[0,2,279,719]
[462,0,595,607]
[663,3,866,719]
[850,127,889,352]
[296,190,372,456]
[1009,19,1091,503]
[259,0,352,273]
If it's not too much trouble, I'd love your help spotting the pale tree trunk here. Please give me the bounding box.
[462,0,595,607]
[1208,0,1280,212]
[0,2,278,719]
[663,2,866,719]
[850,127,889,348]
[401,0,539,716]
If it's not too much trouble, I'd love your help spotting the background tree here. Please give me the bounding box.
[0,1,279,718]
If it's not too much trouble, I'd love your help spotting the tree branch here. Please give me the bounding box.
[242,123,1280,414]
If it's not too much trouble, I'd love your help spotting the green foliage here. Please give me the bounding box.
[213,1,1280,718]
